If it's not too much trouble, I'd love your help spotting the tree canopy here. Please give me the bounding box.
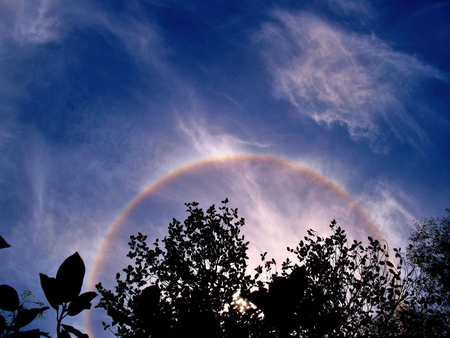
[96,200,252,338]
[96,200,450,338]
[2,200,449,338]
[407,209,450,307]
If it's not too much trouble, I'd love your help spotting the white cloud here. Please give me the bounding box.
[0,0,165,74]
[177,118,248,158]
[258,11,446,152]
[175,103,272,159]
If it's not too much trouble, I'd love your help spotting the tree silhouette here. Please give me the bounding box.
[248,219,449,337]
[96,201,450,338]
[403,210,450,336]
[408,210,450,306]
[96,199,254,338]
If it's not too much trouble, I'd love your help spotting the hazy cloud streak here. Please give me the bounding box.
[258,11,446,152]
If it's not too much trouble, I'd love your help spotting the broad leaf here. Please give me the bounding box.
[61,324,89,338]
[11,329,44,338]
[0,315,6,332]
[0,236,10,249]
[56,252,85,302]
[135,285,160,320]
[39,274,60,310]
[15,307,50,328]
[58,329,71,338]
[67,292,98,316]
[0,284,19,311]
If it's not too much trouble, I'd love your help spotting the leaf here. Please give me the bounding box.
[56,252,85,303]
[67,292,98,316]
[0,236,11,249]
[58,329,72,338]
[15,307,50,328]
[0,284,20,311]
[61,324,89,338]
[39,274,60,309]
[135,285,160,320]
[11,329,44,338]
[247,289,268,311]
[0,315,6,332]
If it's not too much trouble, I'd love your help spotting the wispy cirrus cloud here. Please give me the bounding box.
[321,0,375,19]
[258,11,446,153]
[0,0,61,45]
[177,117,270,159]
[357,179,417,248]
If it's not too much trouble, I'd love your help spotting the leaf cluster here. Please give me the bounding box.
[249,220,448,337]
[96,199,253,338]
[407,209,450,305]
[40,253,97,338]
[96,201,450,338]
[0,236,97,338]
[1,236,49,338]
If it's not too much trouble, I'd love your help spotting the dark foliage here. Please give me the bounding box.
[0,235,97,338]
[96,199,253,338]
[0,236,50,338]
[97,201,450,338]
[407,210,450,305]
[250,220,449,337]
[405,210,450,335]
[39,252,97,338]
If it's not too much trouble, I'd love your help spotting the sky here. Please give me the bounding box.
[0,0,449,336]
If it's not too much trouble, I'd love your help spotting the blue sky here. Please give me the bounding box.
[1,0,449,336]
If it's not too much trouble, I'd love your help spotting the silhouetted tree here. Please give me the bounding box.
[407,210,450,306]
[96,200,254,338]
[402,210,450,336]
[96,201,449,338]
[249,219,449,337]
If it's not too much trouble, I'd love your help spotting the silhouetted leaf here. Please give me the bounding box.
[135,285,160,320]
[15,307,50,328]
[247,289,268,311]
[56,252,85,303]
[11,329,44,338]
[39,274,60,309]
[67,292,98,316]
[0,284,19,311]
[61,324,88,338]
[58,329,71,338]
[0,315,6,332]
[0,236,10,249]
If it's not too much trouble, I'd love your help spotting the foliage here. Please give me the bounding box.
[39,252,98,338]
[407,209,450,306]
[0,236,97,338]
[96,199,254,338]
[248,219,448,337]
[0,289,46,320]
[96,201,450,338]
[404,209,450,335]
[0,236,50,338]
